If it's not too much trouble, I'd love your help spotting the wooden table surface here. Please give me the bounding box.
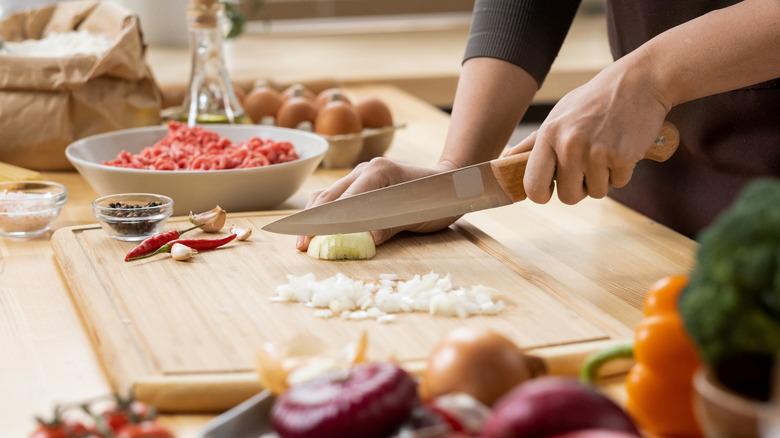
[0,84,695,437]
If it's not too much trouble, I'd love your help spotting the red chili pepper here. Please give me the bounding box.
[124,224,203,261]
[127,233,237,261]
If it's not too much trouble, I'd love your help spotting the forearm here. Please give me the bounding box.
[438,57,538,170]
[637,0,780,109]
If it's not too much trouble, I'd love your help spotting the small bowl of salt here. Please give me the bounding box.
[0,181,68,238]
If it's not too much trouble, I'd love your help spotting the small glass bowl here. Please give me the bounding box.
[92,193,173,241]
[0,181,68,238]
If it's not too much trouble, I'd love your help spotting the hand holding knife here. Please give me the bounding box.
[263,121,680,236]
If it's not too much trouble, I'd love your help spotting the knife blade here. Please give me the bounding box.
[263,121,680,236]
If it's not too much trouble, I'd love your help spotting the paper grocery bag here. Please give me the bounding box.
[0,0,162,170]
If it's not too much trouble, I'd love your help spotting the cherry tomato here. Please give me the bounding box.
[115,421,174,438]
[30,418,90,438]
[101,400,150,432]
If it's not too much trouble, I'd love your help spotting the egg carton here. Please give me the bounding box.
[319,122,406,169]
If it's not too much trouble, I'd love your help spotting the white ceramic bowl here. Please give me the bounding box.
[66,124,328,216]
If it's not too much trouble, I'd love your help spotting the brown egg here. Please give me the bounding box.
[244,85,282,123]
[280,84,316,103]
[276,86,318,129]
[244,83,283,124]
[232,83,247,107]
[314,93,362,136]
[421,327,545,406]
[355,97,393,128]
[315,88,352,111]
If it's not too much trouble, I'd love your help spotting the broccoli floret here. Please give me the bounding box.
[679,177,780,401]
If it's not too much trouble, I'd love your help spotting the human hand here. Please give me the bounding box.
[510,58,671,205]
[295,158,460,251]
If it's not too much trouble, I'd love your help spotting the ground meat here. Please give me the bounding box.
[102,122,300,171]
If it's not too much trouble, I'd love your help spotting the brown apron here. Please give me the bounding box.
[605,0,780,239]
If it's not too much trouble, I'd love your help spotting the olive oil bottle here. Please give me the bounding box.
[179,0,250,125]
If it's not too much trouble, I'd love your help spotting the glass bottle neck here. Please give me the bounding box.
[180,25,247,125]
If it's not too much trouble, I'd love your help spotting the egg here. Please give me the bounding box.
[314,93,362,136]
[355,97,393,128]
[232,83,247,107]
[315,88,352,111]
[244,83,283,124]
[281,83,316,103]
[421,327,545,406]
[276,87,318,129]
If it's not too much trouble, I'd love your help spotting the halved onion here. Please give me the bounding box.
[307,232,376,260]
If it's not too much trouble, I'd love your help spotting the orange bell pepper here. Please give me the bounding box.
[581,275,702,438]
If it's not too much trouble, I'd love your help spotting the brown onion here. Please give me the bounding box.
[421,327,545,406]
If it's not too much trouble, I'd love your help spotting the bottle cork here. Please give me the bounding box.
[187,0,223,29]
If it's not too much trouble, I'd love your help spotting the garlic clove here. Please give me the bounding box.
[171,243,197,261]
[230,224,252,241]
[189,205,227,232]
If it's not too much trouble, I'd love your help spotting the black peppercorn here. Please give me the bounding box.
[103,201,165,236]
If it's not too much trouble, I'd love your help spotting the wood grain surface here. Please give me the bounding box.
[0,84,696,437]
[51,212,619,411]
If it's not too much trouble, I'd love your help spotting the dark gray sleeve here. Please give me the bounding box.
[464,0,583,87]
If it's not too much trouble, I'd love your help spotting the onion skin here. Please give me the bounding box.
[271,362,419,438]
[482,377,640,438]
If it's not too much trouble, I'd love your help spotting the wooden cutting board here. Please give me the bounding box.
[52,212,626,412]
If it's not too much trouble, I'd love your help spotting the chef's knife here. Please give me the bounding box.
[263,121,680,235]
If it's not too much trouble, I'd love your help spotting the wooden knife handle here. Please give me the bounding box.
[491,121,680,202]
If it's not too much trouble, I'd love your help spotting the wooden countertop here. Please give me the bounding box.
[149,12,613,108]
[0,85,694,437]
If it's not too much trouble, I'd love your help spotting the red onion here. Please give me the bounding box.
[272,362,419,438]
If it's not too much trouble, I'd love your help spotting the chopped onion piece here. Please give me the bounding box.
[270,272,505,322]
[307,232,376,260]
